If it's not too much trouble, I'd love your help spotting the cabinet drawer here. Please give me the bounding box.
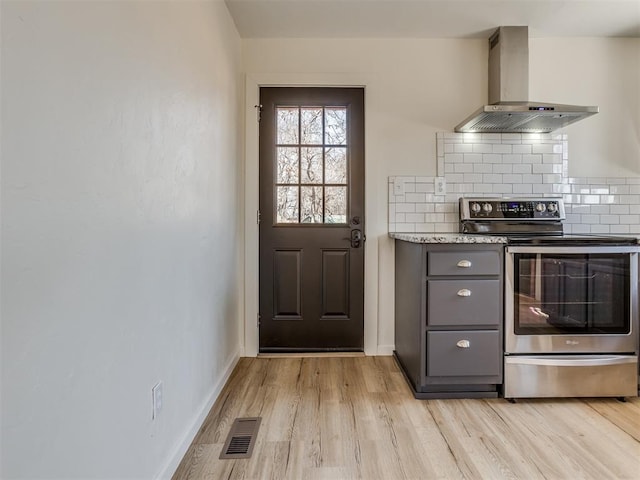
[427,250,501,276]
[427,330,501,377]
[428,279,500,326]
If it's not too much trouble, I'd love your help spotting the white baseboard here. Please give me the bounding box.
[154,350,241,480]
[377,345,395,356]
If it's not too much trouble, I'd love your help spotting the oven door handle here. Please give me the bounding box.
[505,355,637,367]
[506,246,640,254]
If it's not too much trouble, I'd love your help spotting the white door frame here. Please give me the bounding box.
[243,73,379,357]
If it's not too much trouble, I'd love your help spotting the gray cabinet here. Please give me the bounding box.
[394,241,504,399]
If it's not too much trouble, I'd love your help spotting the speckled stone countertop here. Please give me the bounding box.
[389,232,508,244]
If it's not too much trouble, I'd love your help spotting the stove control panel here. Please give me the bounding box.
[460,198,566,221]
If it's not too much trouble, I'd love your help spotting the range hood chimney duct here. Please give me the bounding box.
[455,26,598,133]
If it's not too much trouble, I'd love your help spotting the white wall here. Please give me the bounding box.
[1,1,243,478]
[530,38,640,177]
[242,36,640,355]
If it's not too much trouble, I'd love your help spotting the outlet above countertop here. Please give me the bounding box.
[389,233,507,244]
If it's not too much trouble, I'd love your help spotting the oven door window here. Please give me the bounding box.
[513,253,630,334]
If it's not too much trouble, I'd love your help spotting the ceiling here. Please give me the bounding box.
[224,0,640,38]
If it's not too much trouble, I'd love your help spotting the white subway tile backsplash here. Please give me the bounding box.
[463,153,483,163]
[590,205,610,214]
[513,184,533,194]
[600,215,620,225]
[532,164,553,174]
[543,174,562,184]
[415,203,435,213]
[501,134,522,144]
[513,164,532,174]
[542,154,562,164]
[481,133,502,142]
[610,205,630,214]
[405,193,426,203]
[482,154,502,164]
[523,154,543,164]
[389,132,640,234]
[532,184,553,194]
[493,164,513,174]
[415,182,436,193]
[474,184,494,193]
[610,185,630,195]
[472,143,494,153]
[395,204,416,213]
[503,174,523,184]
[493,184,514,194]
[512,144,532,154]
[619,215,639,224]
[406,213,426,223]
[552,184,571,194]
[454,163,474,173]
[483,174,502,184]
[503,154,523,164]
[454,144,473,153]
[493,144,512,154]
[610,224,631,234]
[607,178,627,185]
[581,214,600,224]
[463,173,483,183]
[532,144,554,154]
[473,163,493,173]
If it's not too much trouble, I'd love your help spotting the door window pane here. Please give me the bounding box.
[325,186,347,224]
[301,108,323,144]
[277,186,299,223]
[301,147,323,184]
[301,186,323,223]
[277,108,299,144]
[277,147,299,184]
[325,108,347,145]
[325,147,347,184]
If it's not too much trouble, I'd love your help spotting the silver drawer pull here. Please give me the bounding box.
[456,340,471,348]
[457,260,472,268]
[457,288,472,297]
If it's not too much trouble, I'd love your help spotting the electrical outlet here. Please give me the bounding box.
[393,178,405,195]
[152,382,163,420]
[434,177,446,194]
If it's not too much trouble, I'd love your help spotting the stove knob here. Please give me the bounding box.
[547,203,558,213]
[482,203,493,213]
[470,202,481,213]
[535,203,546,212]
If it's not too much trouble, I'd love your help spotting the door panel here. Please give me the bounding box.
[321,249,350,318]
[273,250,302,319]
[259,87,364,352]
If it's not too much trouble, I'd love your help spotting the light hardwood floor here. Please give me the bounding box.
[173,356,640,480]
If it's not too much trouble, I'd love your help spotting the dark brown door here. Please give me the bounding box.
[259,87,365,352]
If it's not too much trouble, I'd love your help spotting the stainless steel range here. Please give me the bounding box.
[460,197,640,399]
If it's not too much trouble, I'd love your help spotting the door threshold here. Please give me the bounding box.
[257,352,366,359]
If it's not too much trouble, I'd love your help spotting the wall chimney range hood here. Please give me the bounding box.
[455,26,598,133]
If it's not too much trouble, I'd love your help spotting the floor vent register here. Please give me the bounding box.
[219,417,262,459]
